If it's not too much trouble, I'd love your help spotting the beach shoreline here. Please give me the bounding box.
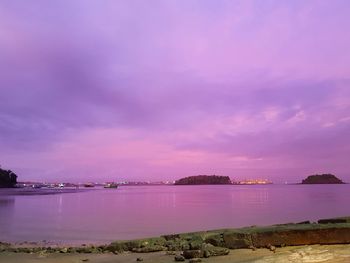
[1,244,350,263]
[1,216,350,262]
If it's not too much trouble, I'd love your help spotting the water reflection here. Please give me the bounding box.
[0,197,15,237]
[232,187,269,205]
[306,186,340,202]
[0,197,15,207]
[0,185,349,243]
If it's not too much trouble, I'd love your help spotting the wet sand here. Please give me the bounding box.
[1,244,350,263]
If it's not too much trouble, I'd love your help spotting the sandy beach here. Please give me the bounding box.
[2,217,350,263]
[1,244,350,263]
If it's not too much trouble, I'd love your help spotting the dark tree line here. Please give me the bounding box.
[0,167,18,188]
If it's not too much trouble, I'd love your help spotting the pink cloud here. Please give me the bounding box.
[0,1,350,183]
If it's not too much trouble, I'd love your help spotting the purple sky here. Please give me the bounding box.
[1,1,350,183]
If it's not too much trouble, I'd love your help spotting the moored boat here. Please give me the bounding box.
[104,182,118,189]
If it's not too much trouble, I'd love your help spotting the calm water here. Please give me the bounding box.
[1,184,350,244]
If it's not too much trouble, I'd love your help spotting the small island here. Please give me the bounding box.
[0,166,18,188]
[175,175,231,185]
[301,174,344,184]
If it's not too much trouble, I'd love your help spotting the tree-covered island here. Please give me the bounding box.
[175,175,231,185]
[301,174,344,184]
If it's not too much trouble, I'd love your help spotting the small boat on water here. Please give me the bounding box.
[84,183,95,188]
[104,182,118,189]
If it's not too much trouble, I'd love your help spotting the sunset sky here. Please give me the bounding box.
[0,1,349,183]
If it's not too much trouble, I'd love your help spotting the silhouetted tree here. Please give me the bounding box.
[0,167,18,188]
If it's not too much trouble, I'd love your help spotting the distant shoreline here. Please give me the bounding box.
[1,183,349,196]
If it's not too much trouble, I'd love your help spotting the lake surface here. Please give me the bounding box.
[1,184,350,244]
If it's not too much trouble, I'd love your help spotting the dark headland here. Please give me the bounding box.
[301,174,345,184]
[0,167,17,188]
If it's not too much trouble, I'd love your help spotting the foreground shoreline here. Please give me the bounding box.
[1,216,350,262]
[1,244,350,263]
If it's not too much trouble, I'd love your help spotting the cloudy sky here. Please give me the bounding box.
[0,0,349,183]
